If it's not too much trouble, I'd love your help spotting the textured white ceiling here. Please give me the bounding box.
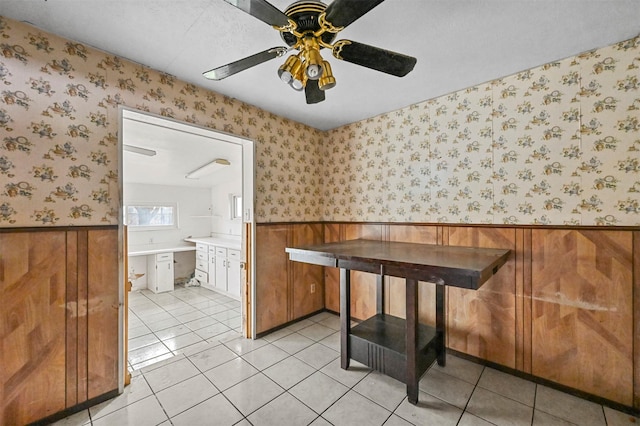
[122,110,244,188]
[1,0,639,130]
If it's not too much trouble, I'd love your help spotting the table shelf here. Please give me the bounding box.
[350,314,439,383]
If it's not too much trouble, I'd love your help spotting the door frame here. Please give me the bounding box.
[117,106,256,391]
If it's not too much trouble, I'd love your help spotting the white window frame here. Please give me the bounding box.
[230,194,242,220]
[125,202,179,231]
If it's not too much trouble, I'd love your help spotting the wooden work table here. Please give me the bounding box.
[286,239,510,405]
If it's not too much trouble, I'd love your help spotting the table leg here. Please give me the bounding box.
[406,278,418,404]
[340,268,351,370]
[436,283,446,366]
[376,274,384,315]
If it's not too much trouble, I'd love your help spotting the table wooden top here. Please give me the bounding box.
[286,239,510,289]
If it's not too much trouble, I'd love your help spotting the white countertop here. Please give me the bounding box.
[185,236,242,251]
[128,242,196,256]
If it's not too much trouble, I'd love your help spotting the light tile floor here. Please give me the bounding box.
[53,286,638,426]
[127,285,243,371]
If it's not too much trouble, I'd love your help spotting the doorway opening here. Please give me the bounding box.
[118,107,256,387]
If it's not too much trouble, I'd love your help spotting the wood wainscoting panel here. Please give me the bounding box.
[388,225,439,325]
[323,223,342,312]
[256,225,290,333]
[86,229,119,400]
[0,231,67,425]
[344,224,384,320]
[291,223,324,319]
[446,227,518,368]
[531,229,633,406]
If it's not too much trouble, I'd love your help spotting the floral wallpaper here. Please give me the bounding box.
[0,15,638,227]
[0,16,323,227]
[325,36,640,226]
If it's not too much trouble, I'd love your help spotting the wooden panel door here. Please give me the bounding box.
[447,227,518,368]
[256,225,290,333]
[0,231,67,425]
[292,223,324,319]
[87,229,119,400]
[388,225,439,325]
[531,229,633,405]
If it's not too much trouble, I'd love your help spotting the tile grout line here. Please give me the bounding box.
[454,364,486,426]
[531,383,537,426]
[140,371,173,425]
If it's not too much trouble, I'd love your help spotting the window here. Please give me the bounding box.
[231,194,242,220]
[126,202,178,230]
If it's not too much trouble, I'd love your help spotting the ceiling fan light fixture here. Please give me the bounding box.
[290,76,305,91]
[306,62,322,80]
[277,54,301,84]
[318,60,336,90]
[289,62,306,91]
[302,36,324,80]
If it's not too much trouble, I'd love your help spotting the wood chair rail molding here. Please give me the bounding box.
[0,225,119,233]
[257,220,640,231]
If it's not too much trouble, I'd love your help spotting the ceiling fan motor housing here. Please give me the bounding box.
[280,1,336,47]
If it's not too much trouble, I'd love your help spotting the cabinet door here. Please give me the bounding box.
[147,253,174,293]
[215,249,227,291]
[227,250,241,297]
[157,260,174,293]
[208,255,216,287]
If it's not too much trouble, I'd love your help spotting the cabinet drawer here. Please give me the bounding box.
[196,258,208,272]
[228,249,241,260]
[209,246,216,255]
[155,252,173,262]
[194,269,208,283]
[196,242,208,252]
[196,250,208,261]
[215,247,227,256]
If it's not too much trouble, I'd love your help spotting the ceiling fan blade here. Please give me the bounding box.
[323,0,386,29]
[222,0,290,27]
[333,40,416,77]
[305,80,325,104]
[203,47,287,80]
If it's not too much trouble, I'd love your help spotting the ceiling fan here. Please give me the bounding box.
[203,0,417,104]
